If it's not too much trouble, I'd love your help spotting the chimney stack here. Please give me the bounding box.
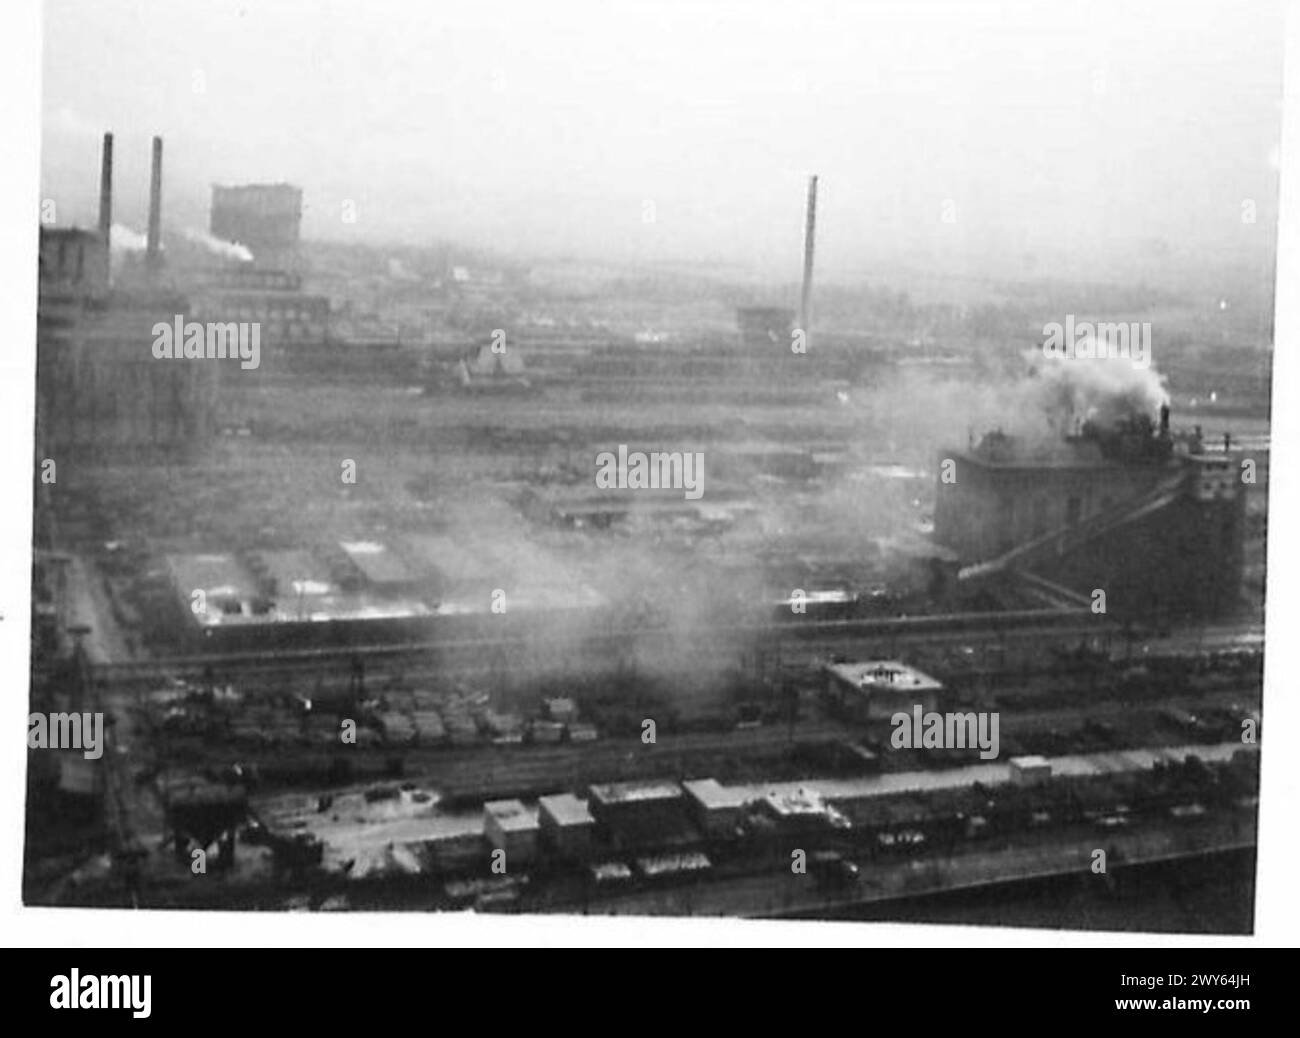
[98,131,113,249]
[799,174,818,348]
[147,136,163,268]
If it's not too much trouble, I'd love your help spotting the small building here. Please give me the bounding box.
[566,722,599,743]
[457,341,529,391]
[483,799,540,865]
[824,660,943,721]
[166,553,263,626]
[760,787,849,833]
[587,781,689,846]
[538,793,596,859]
[682,778,751,838]
[544,697,578,723]
[529,719,565,745]
[1010,755,1052,787]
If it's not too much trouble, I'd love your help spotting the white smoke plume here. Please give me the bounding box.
[182,227,253,263]
[110,223,148,253]
[1027,350,1170,436]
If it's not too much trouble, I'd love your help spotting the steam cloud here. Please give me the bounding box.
[182,227,254,263]
[1030,351,1170,435]
[109,223,148,253]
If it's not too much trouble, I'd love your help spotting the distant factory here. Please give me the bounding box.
[36,133,216,459]
[209,183,303,271]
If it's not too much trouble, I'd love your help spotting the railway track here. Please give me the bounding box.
[69,607,1127,687]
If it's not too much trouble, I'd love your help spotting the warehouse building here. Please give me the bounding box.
[588,781,691,848]
[483,799,540,865]
[682,779,752,839]
[824,661,943,722]
[537,793,596,859]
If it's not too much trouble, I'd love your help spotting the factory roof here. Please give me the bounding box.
[538,793,595,828]
[41,226,101,243]
[682,778,753,811]
[763,787,830,818]
[588,781,683,806]
[483,799,539,833]
[338,540,417,585]
[949,435,1181,472]
[211,182,303,197]
[825,660,944,696]
[166,552,255,593]
[252,549,333,597]
[166,553,259,625]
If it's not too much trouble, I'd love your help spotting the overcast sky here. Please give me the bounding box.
[41,0,1285,282]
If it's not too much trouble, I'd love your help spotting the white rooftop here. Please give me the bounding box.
[825,660,944,695]
[538,793,595,828]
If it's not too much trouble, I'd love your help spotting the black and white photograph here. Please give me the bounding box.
[6,0,1300,967]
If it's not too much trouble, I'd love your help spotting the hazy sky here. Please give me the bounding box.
[42,0,1285,281]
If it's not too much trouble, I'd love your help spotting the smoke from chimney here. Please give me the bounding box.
[182,227,254,263]
[1033,352,1170,437]
[110,224,149,253]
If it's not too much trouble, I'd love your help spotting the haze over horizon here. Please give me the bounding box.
[41,0,1285,288]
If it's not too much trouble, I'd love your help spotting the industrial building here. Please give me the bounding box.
[163,549,434,650]
[1009,756,1052,787]
[189,266,330,366]
[935,410,1247,620]
[537,793,596,859]
[483,799,540,865]
[36,133,216,460]
[39,228,109,298]
[209,183,303,269]
[823,661,944,721]
[760,788,849,834]
[682,779,751,838]
[587,781,691,848]
[457,341,529,390]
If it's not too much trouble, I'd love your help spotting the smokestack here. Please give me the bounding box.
[146,136,163,268]
[799,174,818,347]
[1159,402,1170,437]
[98,131,113,245]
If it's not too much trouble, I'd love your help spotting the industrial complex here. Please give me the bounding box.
[25,129,1269,931]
